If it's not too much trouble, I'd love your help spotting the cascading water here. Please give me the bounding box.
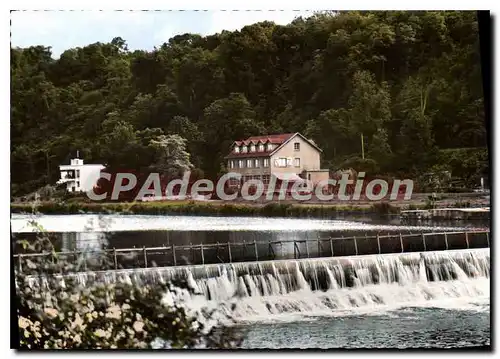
[29,248,490,322]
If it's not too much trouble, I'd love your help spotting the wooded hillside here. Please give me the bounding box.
[11,11,488,195]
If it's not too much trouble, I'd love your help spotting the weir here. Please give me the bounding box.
[35,248,489,303]
[15,230,490,272]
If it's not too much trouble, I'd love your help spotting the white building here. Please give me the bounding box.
[57,157,105,192]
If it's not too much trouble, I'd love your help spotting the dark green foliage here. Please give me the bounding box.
[11,201,392,218]
[15,220,242,349]
[370,202,399,215]
[11,12,487,196]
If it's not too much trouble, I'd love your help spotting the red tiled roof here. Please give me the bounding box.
[246,133,296,144]
[226,133,297,158]
[225,133,295,158]
[231,133,295,146]
[226,132,322,159]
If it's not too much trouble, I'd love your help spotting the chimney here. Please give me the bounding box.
[76,150,80,158]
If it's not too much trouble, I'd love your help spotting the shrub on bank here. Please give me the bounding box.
[370,202,399,215]
[11,200,401,218]
[14,224,242,349]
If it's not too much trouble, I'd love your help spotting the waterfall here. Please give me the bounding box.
[28,249,490,320]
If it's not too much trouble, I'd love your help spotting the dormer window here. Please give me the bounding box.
[250,144,256,152]
[266,143,274,151]
[234,146,240,153]
[242,146,248,153]
[258,144,265,152]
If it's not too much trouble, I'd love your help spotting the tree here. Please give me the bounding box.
[10,11,487,194]
[394,76,437,173]
[149,134,193,178]
[367,128,393,170]
[201,93,264,178]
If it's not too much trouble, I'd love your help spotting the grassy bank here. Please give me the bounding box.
[11,200,402,218]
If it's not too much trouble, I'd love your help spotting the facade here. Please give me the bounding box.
[57,157,105,192]
[224,132,329,189]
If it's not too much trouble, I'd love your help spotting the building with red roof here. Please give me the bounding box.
[224,132,329,192]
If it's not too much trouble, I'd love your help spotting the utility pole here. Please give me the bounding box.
[361,133,365,160]
[46,150,50,181]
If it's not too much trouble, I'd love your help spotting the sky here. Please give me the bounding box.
[10,10,314,57]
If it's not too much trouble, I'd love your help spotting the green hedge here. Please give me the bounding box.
[11,201,401,218]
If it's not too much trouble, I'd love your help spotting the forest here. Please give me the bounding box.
[11,11,488,196]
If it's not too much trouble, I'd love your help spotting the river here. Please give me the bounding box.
[11,214,490,349]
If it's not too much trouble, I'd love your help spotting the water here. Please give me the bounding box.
[240,307,490,348]
[11,214,488,253]
[11,214,489,234]
[12,214,490,348]
[30,248,490,349]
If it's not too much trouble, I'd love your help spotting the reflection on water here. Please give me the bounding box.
[12,214,489,255]
[10,214,489,234]
[61,232,108,252]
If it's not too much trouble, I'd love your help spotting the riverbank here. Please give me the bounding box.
[401,208,490,221]
[11,200,406,218]
[10,192,490,219]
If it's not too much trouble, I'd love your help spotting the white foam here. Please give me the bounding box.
[36,249,489,324]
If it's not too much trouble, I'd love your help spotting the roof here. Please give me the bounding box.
[233,133,295,147]
[59,164,105,169]
[226,133,322,159]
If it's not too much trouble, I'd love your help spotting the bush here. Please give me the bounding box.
[338,157,380,175]
[14,219,242,349]
[370,202,399,215]
[405,204,418,211]
[12,200,393,219]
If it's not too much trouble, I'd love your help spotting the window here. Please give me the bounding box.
[308,174,311,180]
[287,158,293,167]
[294,142,300,151]
[242,146,248,153]
[244,175,253,182]
[258,144,265,152]
[76,170,80,178]
[239,160,245,168]
[266,143,273,151]
[76,181,80,188]
[235,146,240,153]
[229,178,239,186]
[229,161,235,169]
[250,144,256,152]
[275,158,287,167]
[294,158,301,167]
[263,158,270,167]
[247,159,253,168]
[253,175,261,181]
[254,159,260,168]
[262,175,270,184]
